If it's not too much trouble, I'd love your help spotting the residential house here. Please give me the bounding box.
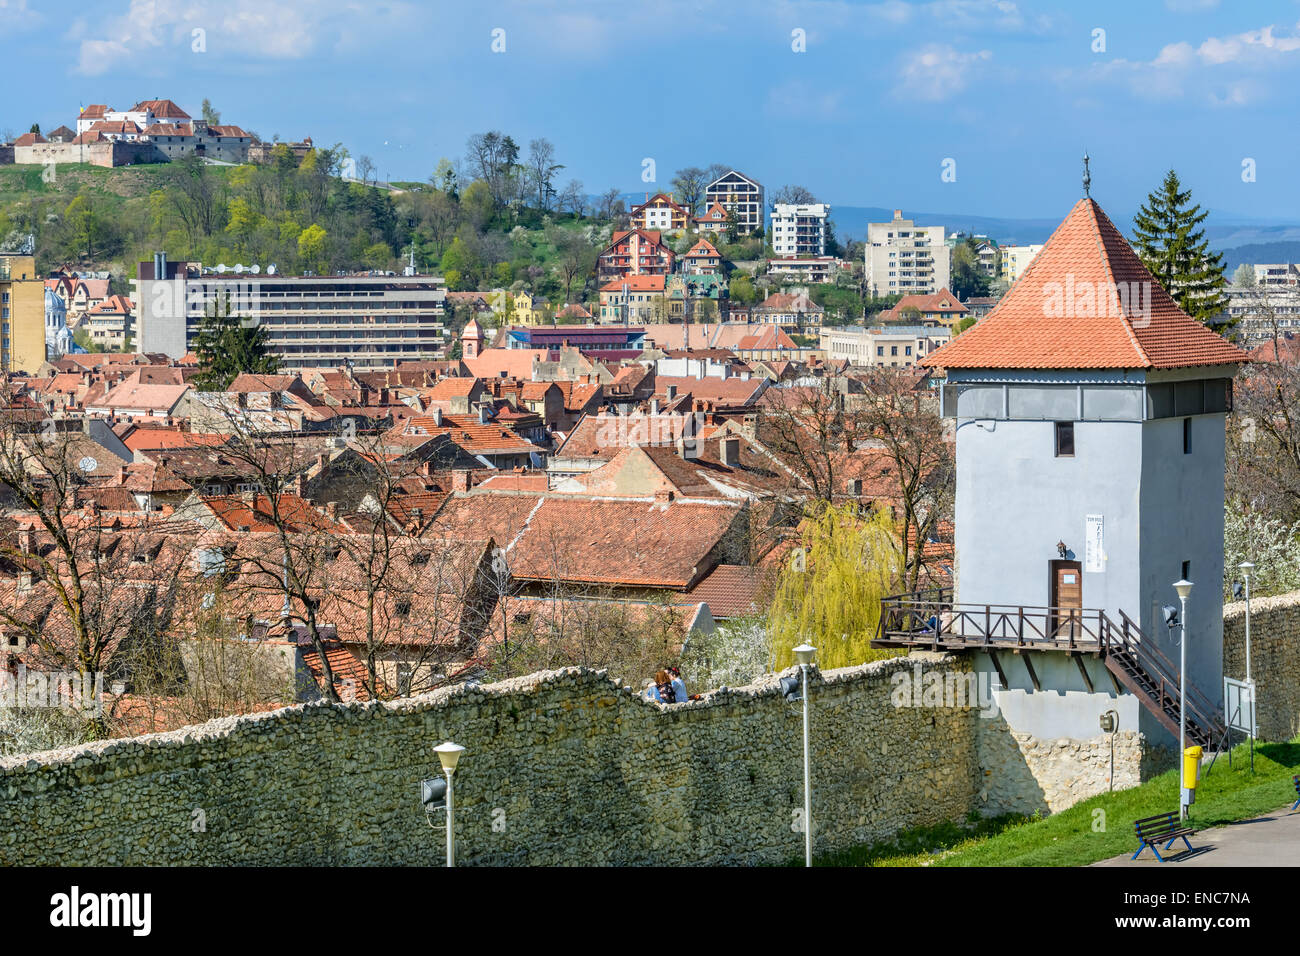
[629,193,691,233]
[876,287,969,328]
[595,229,675,284]
[683,239,722,275]
[704,170,765,235]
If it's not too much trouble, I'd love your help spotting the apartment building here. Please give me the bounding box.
[999,244,1043,284]
[629,193,690,233]
[864,210,950,296]
[0,250,46,374]
[704,170,765,235]
[1252,263,1300,287]
[819,324,950,368]
[132,255,448,370]
[770,203,830,257]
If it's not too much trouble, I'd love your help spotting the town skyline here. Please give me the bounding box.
[5,0,1300,221]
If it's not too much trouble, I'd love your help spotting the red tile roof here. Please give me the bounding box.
[685,563,763,618]
[600,275,667,293]
[922,199,1249,371]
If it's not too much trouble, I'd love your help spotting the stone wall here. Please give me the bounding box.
[1224,593,1300,742]
[0,657,983,867]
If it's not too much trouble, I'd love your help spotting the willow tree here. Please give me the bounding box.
[768,503,900,672]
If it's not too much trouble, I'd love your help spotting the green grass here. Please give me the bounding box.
[815,738,1300,867]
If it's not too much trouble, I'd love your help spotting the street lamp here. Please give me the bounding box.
[1240,561,1256,771]
[793,642,816,867]
[435,741,466,867]
[1173,579,1192,820]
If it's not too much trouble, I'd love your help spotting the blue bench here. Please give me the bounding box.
[1132,812,1196,861]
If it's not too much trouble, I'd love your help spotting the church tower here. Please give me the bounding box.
[461,317,485,360]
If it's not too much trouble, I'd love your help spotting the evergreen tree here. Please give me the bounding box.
[1132,170,1230,331]
[192,291,280,391]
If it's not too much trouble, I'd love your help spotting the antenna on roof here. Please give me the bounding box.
[1082,152,1091,199]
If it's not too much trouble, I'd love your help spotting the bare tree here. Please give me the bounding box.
[526,138,564,211]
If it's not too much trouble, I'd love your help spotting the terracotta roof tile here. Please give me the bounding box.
[922,199,1249,371]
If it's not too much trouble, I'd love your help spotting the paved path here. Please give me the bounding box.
[1094,804,1300,866]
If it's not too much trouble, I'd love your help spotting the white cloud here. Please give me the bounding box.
[894,44,992,101]
[1073,21,1300,107]
[70,0,410,76]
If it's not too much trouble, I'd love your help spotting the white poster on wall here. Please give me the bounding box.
[1085,514,1105,572]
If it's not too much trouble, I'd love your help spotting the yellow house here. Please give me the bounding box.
[513,291,548,326]
[1,253,46,374]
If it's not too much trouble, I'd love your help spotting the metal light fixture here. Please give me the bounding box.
[792,643,816,867]
[434,741,466,866]
[1240,561,1256,771]
[1162,605,1180,628]
[1172,580,1192,820]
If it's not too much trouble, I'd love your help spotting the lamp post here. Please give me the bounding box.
[793,643,816,867]
[1240,561,1255,771]
[1173,579,1192,820]
[435,741,466,867]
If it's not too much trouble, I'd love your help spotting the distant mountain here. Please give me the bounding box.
[1218,242,1300,271]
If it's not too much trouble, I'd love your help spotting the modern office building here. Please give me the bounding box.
[132,255,448,370]
[864,210,950,296]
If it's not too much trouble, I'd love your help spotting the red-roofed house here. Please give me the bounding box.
[629,193,691,232]
[596,229,675,284]
[683,239,722,275]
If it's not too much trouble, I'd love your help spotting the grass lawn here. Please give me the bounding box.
[814,737,1300,867]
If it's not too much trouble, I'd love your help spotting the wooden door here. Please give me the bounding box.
[1051,560,1082,638]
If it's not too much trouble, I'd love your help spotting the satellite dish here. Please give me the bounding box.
[234,264,245,274]
[267,264,277,275]
[250,264,261,275]
[78,456,98,473]
[216,264,227,274]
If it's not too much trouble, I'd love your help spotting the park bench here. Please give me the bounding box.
[1291,775,1299,812]
[1132,812,1197,862]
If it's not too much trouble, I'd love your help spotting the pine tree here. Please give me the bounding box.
[192,291,280,391]
[1132,170,1231,332]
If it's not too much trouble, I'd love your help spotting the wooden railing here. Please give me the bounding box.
[876,588,1226,745]
[876,588,1106,650]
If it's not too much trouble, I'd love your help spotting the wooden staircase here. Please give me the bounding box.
[1102,611,1225,750]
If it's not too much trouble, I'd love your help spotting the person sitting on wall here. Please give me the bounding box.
[666,665,689,703]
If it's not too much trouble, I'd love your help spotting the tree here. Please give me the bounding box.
[767,503,899,671]
[559,179,586,217]
[772,184,817,204]
[191,290,281,390]
[1132,170,1230,331]
[526,138,563,212]
[551,226,597,303]
[200,98,221,126]
[465,131,521,219]
[950,239,991,300]
[297,223,328,272]
[1233,263,1256,288]
[670,167,707,211]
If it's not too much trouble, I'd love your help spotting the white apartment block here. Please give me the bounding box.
[704,170,765,235]
[999,244,1043,284]
[770,203,830,257]
[864,211,950,295]
[819,324,950,368]
[1253,263,1300,287]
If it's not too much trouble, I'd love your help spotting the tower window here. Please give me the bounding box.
[1054,421,1075,458]
[1183,417,1192,454]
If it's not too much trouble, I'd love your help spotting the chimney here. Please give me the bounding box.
[17,572,33,594]
[654,488,675,503]
[720,437,740,467]
[432,407,443,427]
[649,399,660,415]
[18,530,30,554]
[665,385,676,401]
[452,469,472,492]
[478,405,491,425]
[411,507,423,522]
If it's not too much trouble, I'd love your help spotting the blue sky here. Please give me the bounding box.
[5,0,1300,222]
